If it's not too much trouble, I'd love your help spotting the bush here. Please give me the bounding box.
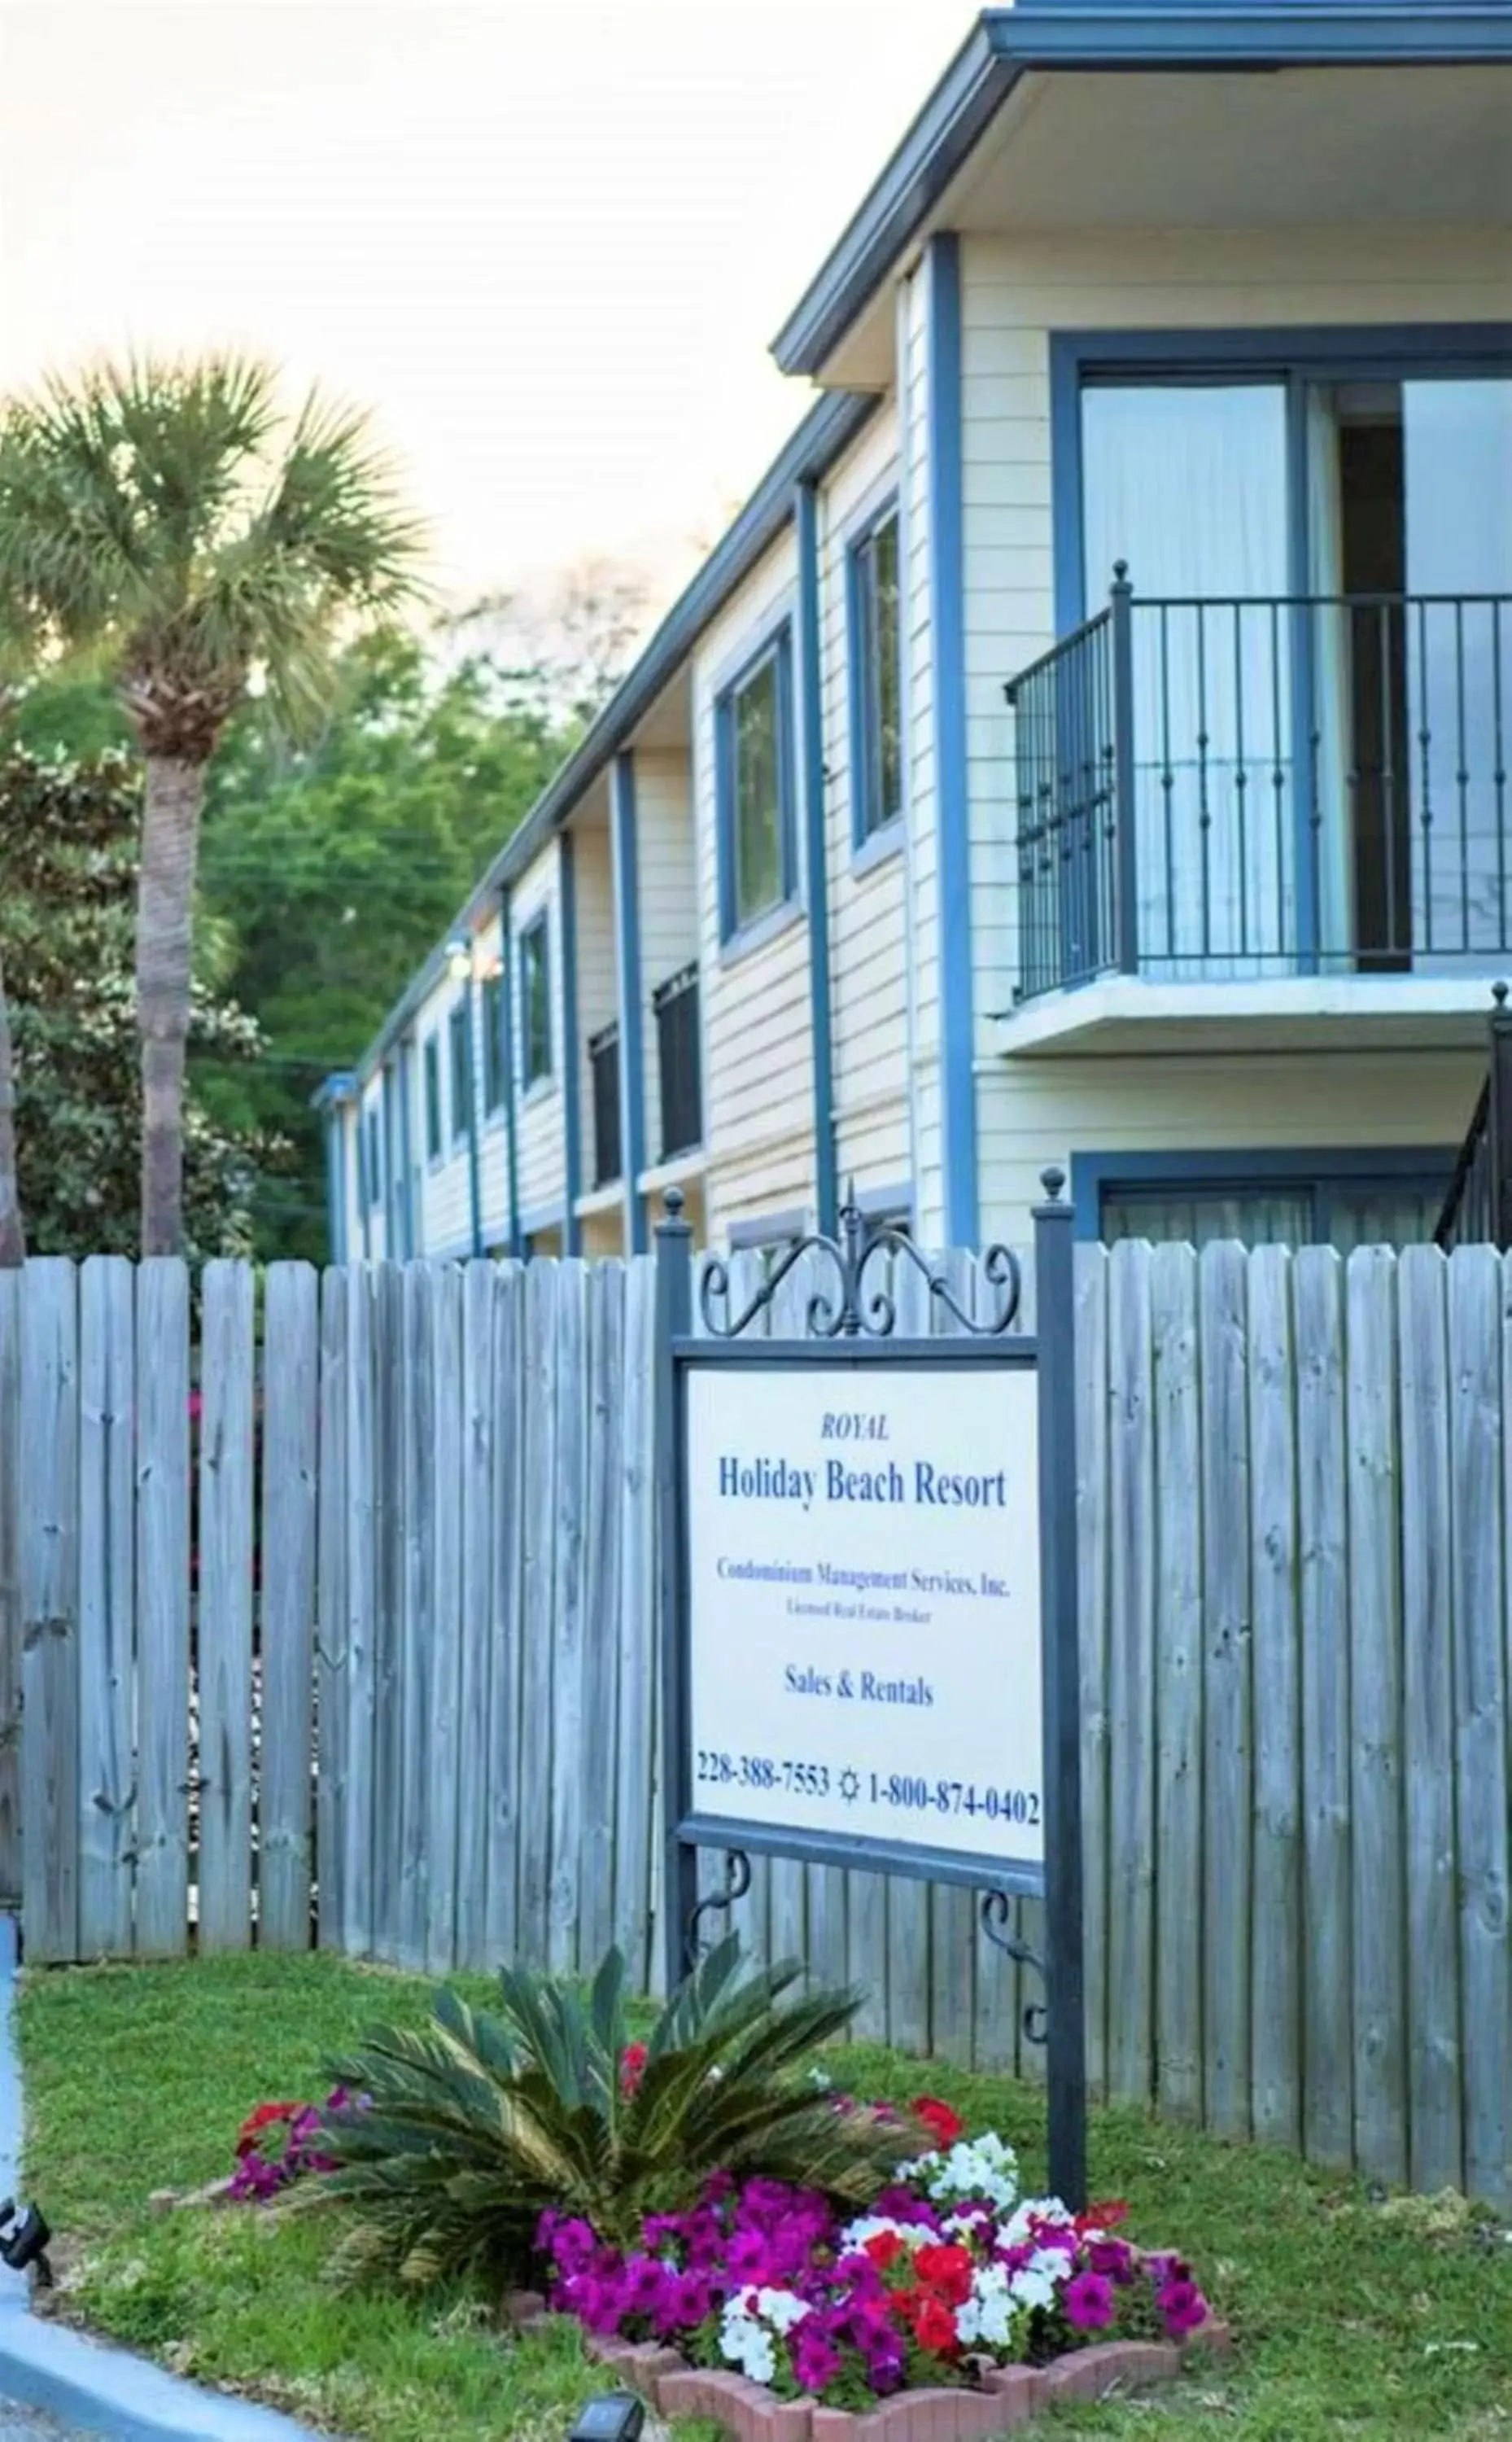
[316,1938,914,2293]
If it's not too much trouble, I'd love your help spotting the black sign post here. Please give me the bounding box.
[654,1175,1086,2208]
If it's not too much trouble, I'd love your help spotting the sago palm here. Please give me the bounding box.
[316,1938,913,2292]
[0,357,423,1253]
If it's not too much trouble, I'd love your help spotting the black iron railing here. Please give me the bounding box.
[653,961,701,1161]
[1436,984,1512,1251]
[588,1020,622,1188]
[1007,569,1512,1000]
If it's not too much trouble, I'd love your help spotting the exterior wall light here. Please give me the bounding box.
[445,935,471,982]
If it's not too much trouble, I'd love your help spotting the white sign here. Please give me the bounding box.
[683,1360,1043,1870]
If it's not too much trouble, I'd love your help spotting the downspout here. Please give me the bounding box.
[797,476,838,1236]
[500,886,523,1258]
[611,751,649,1253]
[559,831,583,1255]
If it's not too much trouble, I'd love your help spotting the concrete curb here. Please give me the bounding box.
[0,1919,329,2440]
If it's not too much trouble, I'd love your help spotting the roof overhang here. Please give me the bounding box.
[772,2,1512,380]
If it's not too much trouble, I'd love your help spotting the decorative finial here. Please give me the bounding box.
[1040,1166,1067,1203]
[1112,559,1129,584]
[664,1185,684,1218]
[1495,981,1509,1009]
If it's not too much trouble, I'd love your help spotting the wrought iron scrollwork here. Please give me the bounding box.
[684,1849,752,1968]
[980,1890,1048,2047]
[698,1187,1022,1341]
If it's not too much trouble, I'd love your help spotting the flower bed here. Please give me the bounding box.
[526,2098,1228,2440]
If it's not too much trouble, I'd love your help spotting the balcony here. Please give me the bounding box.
[653,961,701,1161]
[1003,575,1512,1056]
[588,1021,621,1189]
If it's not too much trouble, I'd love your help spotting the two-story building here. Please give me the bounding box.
[319,0,1512,1263]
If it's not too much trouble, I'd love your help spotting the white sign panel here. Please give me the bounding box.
[683,1360,1043,1869]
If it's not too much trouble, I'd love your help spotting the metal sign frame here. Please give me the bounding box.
[654,1176,1086,2207]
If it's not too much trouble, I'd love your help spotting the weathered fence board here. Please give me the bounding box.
[135,1260,190,1958]
[260,1263,320,1951]
[11,1237,1512,2211]
[76,1257,134,1959]
[197,1260,256,1953]
[21,1261,79,1963]
[0,1270,20,1906]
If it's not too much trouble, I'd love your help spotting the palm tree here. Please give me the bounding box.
[0,357,423,1254]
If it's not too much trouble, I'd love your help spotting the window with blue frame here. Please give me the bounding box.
[716,628,796,939]
[423,1035,442,1162]
[448,1001,471,1143]
[849,505,902,843]
[482,972,505,1113]
[520,912,552,1088]
[1087,1152,1452,1253]
[365,1107,382,1208]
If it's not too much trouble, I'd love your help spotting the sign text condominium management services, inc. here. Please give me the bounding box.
[684,1360,1043,1871]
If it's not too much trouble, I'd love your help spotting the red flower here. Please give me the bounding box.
[914,2243,974,2309]
[912,2295,959,2355]
[910,2096,964,2150]
[235,2102,299,2158]
[863,2230,905,2271]
[619,2042,649,2098]
[1074,2198,1130,2237]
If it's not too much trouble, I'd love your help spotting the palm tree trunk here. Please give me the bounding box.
[0,949,23,1268]
[137,755,205,1257]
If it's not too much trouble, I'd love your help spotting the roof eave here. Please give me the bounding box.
[771,2,1512,379]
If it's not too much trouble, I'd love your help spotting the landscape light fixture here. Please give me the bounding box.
[566,2396,645,2442]
[445,935,471,982]
[0,2197,52,2287]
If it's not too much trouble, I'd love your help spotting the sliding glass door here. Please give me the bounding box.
[1082,382,1291,981]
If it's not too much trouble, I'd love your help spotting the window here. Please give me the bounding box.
[716,629,796,939]
[1091,1153,1452,1252]
[423,1035,442,1162]
[365,1108,382,1208]
[520,912,552,1088]
[482,972,505,1114]
[850,506,902,843]
[448,1000,472,1143]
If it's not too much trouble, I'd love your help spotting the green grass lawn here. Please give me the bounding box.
[17,1950,1512,2441]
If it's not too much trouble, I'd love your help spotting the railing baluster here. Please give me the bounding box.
[1417,597,1435,958]
[1196,606,1212,964]
[1110,567,1138,975]
[1233,601,1248,961]
[1159,602,1175,965]
[1269,600,1286,965]
[1496,599,1508,955]
[1455,597,1470,953]
[1379,600,1399,965]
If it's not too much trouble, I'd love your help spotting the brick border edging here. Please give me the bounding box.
[503,2291,1232,2441]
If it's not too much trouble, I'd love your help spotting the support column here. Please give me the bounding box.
[797,478,837,1237]
[611,751,649,1253]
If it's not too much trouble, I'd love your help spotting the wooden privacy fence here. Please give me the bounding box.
[3,1241,1511,2206]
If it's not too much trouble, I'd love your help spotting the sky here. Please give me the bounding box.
[0,0,966,627]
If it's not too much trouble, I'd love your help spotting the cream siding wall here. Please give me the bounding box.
[472,908,511,1252]
[817,400,913,1204]
[513,839,567,1229]
[415,968,474,1258]
[957,223,1512,1241]
[633,748,698,1171]
[900,259,943,1237]
[571,808,618,1196]
[693,529,817,1241]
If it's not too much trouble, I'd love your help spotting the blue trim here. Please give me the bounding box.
[324,1108,344,1263]
[463,983,483,1258]
[611,752,649,1254]
[422,1032,443,1166]
[559,834,582,1258]
[1070,1144,1456,1241]
[397,1037,416,1256]
[714,619,801,949]
[929,234,978,1250]
[356,1104,374,1259]
[1052,322,1512,628]
[846,490,902,857]
[500,887,522,1257]
[798,479,837,1237]
[773,6,1512,376]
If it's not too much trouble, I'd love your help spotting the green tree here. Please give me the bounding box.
[0,750,280,1260]
[0,356,423,1254]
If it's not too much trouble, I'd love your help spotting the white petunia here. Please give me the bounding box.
[755,2287,811,2336]
[837,2213,929,2255]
